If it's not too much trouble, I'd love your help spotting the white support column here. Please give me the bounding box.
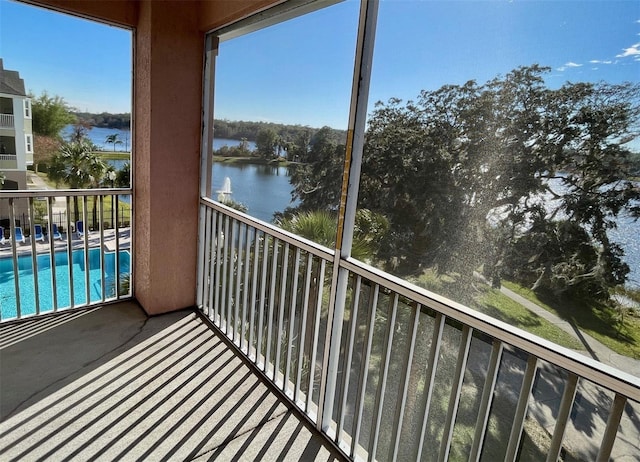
[197,35,218,309]
[319,0,379,433]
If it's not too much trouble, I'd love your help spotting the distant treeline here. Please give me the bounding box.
[214,119,347,144]
[73,112,131,129]
[71,113,346,144]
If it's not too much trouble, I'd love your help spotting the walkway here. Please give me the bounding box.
[500,285,640,377]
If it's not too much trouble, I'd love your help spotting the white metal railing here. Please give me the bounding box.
[196,198,640,462]
[0,113,15,128]
[0,189,133,322]
[0,154,17,161]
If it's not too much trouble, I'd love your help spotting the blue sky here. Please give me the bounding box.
[0,0,132,113]
[1,0,639,128]
[217,0,640,128]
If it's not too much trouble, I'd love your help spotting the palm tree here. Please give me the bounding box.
[115,161,130,188]
[277,210,376,262]
[48,140,107,221]
[105,134,123,152]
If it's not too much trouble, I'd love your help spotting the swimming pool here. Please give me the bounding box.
[0,249,131,320]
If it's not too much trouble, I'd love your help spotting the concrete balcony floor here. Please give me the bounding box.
[0,303,344,461]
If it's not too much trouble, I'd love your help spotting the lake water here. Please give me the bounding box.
[609,214,639,287]
[211,162,297,223]
[62,125,132,152]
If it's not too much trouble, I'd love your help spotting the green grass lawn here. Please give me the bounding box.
[411,270,584,350]
[95,151,130,160]
[473,287,584,350]
[503,281,640,359]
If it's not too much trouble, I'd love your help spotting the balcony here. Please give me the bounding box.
[1,190,638,461]
[0,154,18,170]
[0,113,15,129]
[0,302,343,460]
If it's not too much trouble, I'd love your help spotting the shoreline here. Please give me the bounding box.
[212,156,303,167]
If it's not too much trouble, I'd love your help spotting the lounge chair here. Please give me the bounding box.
[13,226,26,244]
[0,226,5,245]
[33,224,45,242]
[76,221,89,238]
[52,223,63,240]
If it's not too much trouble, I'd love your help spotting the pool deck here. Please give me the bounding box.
[0,302,344,461]
[0,227,131,258]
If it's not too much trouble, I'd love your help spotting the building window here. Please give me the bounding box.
[25,134,33,153]
[24,99,31,118]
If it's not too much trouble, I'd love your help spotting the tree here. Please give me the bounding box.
[48,140,107,220]
[288,126,345,213]
[255,128,278,159]
[105,134,123,152]
[30,91,75,137]
[68,121,92,142]
[219,197,248,213]
[115,162,130,188]
[502,81,640,299]
[289,65,640,300]
[33,135,62,173]
[288,129,311,162]
[277,209,387,262]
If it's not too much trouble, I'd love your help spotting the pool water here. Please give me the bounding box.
[0,249,131,319]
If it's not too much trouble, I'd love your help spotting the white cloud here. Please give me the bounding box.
[557,61,583,72]
[590,59,613,64]
[616,43,640,58]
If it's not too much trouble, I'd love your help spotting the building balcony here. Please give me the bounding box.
[0,113,15,129]
[0,154,18,170]
[1,190,638,461]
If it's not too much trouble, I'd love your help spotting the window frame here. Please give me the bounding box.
[25,134,33,153]
[24,99,31,119]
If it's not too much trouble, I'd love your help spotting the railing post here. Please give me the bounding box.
[28,197,41,316]
[504,355,538,462]
[8,198,21,319]
[439,325,473,462]
[596,393,627,462]
[546,372,579,462]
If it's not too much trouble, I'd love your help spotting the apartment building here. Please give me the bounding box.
[0,58,33,191]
